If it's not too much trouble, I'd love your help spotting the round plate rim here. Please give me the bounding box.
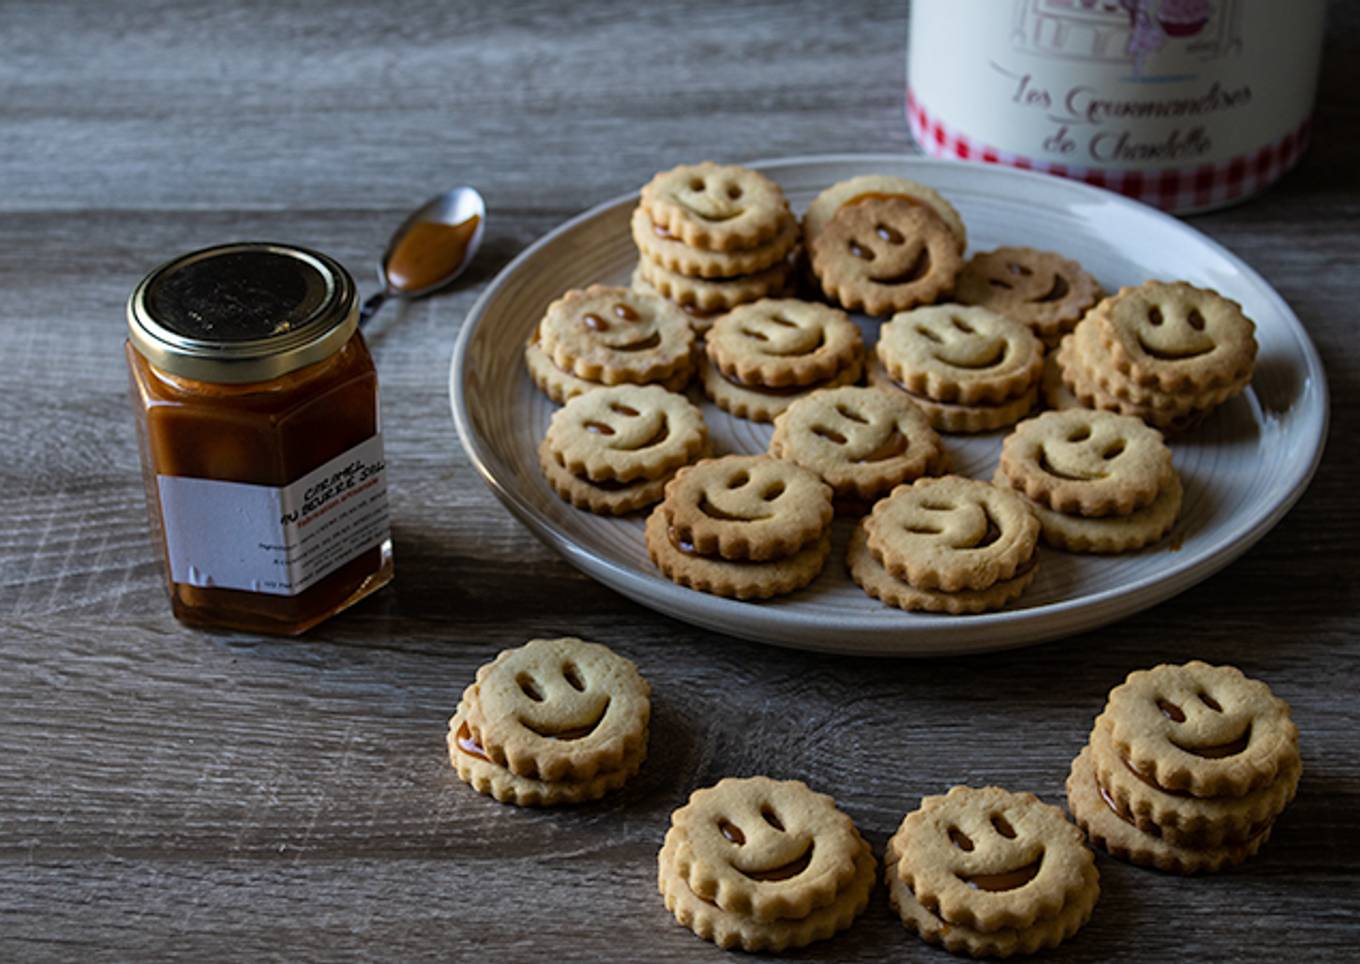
[449,153,1329,657]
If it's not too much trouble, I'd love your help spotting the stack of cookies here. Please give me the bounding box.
[996,410,1182,554]
[645,454,834,600]
[525,285,695,403]
[658,776,875,953]
[870,305,1044,433]
[848,476,1041,614]
[700,299,864,423]
[1053,280,1257,433]
[632,162,799,333]
[770,385,944,515]
[538,384,708,516]
[1067,660,1301,873]
[448,637,651,807]
[955,246,1103,350]
[885,786,1099,958]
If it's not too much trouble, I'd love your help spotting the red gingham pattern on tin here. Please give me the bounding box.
[907,88,1311,214]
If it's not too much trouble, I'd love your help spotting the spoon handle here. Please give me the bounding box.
[358,290,388,329]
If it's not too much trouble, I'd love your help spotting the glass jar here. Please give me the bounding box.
[126,242,394,634]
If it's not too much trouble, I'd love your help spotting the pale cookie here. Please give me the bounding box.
[537,437,675,516]
[461,637,651,783]
[1066,314,1246,415]
[632,205,800,279]
[877,304,1044,404]
[640,162,789,252]
[995,466,1183,554]
[867,356,1039,433]
[661,455,833,562]
[699,352,864,423]
[524,338,692,404]
[886,822,1099,958]
[645,506,832,600]
[809,199,963,316]
[955,247,1102,347]
[1067,744,1272,875]
[847,521,1037,615]
[448,705,645,807]
[667,776,863,922]
[865,476,1040,592]
[1088,281,1257,393]
[536,285,694,386]
[543,384,706,483]
[894,785,1098,934]
[999,409,1174,517]
[1097,660,1300,798]
[635,252,793,312]
[658,828,875,952]
[803,174,967,251]
[1088,718,1300,848]
[706,299,863,388]
[770,386,943,501]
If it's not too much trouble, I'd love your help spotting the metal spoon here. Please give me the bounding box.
[358,186,487,327]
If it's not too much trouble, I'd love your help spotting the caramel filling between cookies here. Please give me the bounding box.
[739,844,815,883]
[1170,728,1253,760]
[869,248,931,286]
[454,721,493,763]
[718,368,843,397]
[1095,775,1272,847]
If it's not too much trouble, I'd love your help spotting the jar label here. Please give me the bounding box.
[157,434,390,596]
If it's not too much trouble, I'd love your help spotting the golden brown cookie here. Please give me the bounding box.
[809,199,962,316]
[448,704,646,807]
[867,355,1039,434]
[893,786,1098,934]
[661,455,833,562]
[461,637,651,784]
[1097,661,1300,798]
[635,253,793,312]
[885,824,1098,958]
[864,476,1040,592]
[996,466,1183,554]
[698,352,864,424]
[955,247,1102,347]
[645,507,832,600]
[524,337,692,404]
[1088,281,1257,393]
[803,174,967,251]
[536,285,695,386]
[640,162,789,252]
[877,304,1044,405]
[706,299,863,388]
[657,776,875,952]
[537,437,676,515]
[770,386,943,501]
[543,384,706,484]
[998,409,1174,517]
[847,520,1038,615]
[632,206,800,279]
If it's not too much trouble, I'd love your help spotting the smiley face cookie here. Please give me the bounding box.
[658,776,875,952]
[706,299,863,389]
[543,385,707,484]
[454,637,651,798]
[864,476,1040,593]
[640,162,790,252]
[878,305,1045,405]
[955,247,1102,348]
[1067,661,1301,873]
[769,386,944,503]
[632,205,800,279]
[886,786,1099,957]
[803,174,967,251]
[809,199,962,316]
[535,284,694,387]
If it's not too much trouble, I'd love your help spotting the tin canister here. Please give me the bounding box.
[907,0,1326,213]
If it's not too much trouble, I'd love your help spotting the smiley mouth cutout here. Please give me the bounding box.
[1038,452,1108,482]
[870,248,930,285]
[520,700,610,741]
[738,843,816,883]
[697,496,772,523]
[1171,726,1252,759]
[960,855,1044,892]
[677,200,741,223]
[1033,275,1069,303]
[611,333,663,352]
[1136,336,1214,361]
[936,342,1008,370]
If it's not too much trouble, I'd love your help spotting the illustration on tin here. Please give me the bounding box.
[1010,0,1243,77]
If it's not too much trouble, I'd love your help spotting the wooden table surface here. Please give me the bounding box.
[3,1,1357,960]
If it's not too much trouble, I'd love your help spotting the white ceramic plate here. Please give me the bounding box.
[450,155,1327,656]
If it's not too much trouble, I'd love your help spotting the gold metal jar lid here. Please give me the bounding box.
[127,242,358,384]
